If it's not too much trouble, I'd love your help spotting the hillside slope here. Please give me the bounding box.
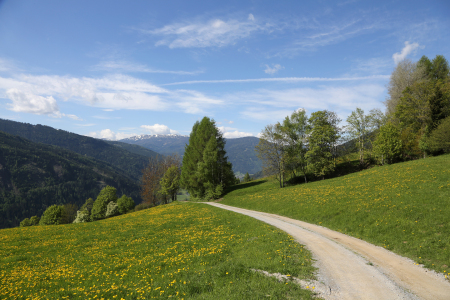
[0,118,158,181]
[120,135,262,175]
[0,131,142,229]
[222,154,450,277]
[0,202,317,299]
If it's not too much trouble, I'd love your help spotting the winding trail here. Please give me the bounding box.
[205,202,450,300]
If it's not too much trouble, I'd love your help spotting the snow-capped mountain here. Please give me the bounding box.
[123,134,188,142]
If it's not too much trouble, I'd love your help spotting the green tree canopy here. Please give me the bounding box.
[181,117,234,199]
[373,122,403,164]
[159,165,181,203]
[91,186,118,221]
[39,205,64,225]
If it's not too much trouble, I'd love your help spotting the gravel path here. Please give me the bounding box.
[205,202,450,300]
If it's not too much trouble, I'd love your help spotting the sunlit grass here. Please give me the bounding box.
[222,154,450,278]
[0,202,318,299]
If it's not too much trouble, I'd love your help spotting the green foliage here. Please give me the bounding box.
[373,122,403,164]
[181,117,234,199]
[158,165,181,203]
[80,198,94,214]
[39,205,64,225]
[117,195,135,214]
[29,216,40,226]
[105,201,119,218]
[306,111,340,179]
[243,172,251,183]
[427,116,450,153]
[90,186,118,221]
[0,131,142,229]
[60,203,78,224]
[20,218,31,227]
[73,210,90,223]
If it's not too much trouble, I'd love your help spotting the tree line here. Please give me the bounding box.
[255,54,450,187]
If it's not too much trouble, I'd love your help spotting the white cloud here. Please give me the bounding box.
[65,114,83,121]
[147,16,267,48]
[140,124,178,135]
[93,60,202,75]
[6,88,59,115]
[88,129,136,141]
[392,41,420,64]
[218,126,254,139]
[171,89,224,114]
[264,64,284,75]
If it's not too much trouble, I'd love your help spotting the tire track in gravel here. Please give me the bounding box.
[205,202,450,300]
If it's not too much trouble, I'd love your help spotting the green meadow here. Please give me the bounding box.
[222,154,450,278]
[0,202,318,299]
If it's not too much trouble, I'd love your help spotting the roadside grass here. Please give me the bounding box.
[221,154,450,278]
[0,202,318,299]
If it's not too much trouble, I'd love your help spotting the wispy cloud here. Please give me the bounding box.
[163,75,389,86]
[0,73,223,116]
[143,14,267,48]
[264,64,284,75]
[93,60,203,75]
[392,41,420,64]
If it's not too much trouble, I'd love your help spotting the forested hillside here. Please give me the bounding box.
[0,131,142,229]
[120,134,262,176]
[0,119,158,181]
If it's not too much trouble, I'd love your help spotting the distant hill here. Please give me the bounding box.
[119,134,262,176]
[0,131,142,229]
[0,119,158,181]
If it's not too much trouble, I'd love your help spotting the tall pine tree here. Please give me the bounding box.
[181,117,234,199]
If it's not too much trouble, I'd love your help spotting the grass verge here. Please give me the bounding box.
[0,202,318,299]
[222,154,450,278]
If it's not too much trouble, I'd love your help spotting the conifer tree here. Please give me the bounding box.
[181,117,234,199]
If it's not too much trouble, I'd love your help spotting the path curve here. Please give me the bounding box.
[205,202,450,300]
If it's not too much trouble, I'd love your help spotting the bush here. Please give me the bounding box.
[91,186,118,221]
[105,201,119,218]
[73,210,90,223]
[39,205,64,225]
[60,203,78,224]
[80,198,94,214]
[117,195,135,214]
[29,216,40,226]
[20,218,31,227]
[135,202,153,211]
[428,116,450,153]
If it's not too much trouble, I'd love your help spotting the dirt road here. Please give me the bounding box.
[205,202,450,300]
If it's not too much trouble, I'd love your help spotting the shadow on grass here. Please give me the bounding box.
[224,180,268,194]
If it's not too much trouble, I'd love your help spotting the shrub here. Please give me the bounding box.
[20,218,31,227]
[39,205,64,225]
[91,186,118,221]
[428,116,450,153]
[105,201,119,218]
[80,198,94,214]
[73,210,90,223]
[29,216,40,226]
[117,195,135,214]
[135,202,153,211]
[60,203,78,224]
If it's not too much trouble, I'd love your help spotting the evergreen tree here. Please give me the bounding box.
[243,172,251,183]
[181,117,234,199]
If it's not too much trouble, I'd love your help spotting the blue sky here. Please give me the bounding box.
[0,0,449,139]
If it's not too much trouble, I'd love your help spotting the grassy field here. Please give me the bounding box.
[222,154,450,278]
[0,202,318,299]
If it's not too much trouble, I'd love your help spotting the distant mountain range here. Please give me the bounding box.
[0,118,158,181]
[0,131,142,229]
[119,134,262,175]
